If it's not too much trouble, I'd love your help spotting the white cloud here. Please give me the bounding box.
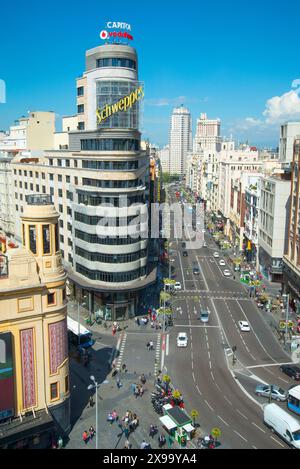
[262,79,300,124]
[144,96,187,107]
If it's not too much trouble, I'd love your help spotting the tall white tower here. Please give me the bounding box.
[169,106,192,175]
[194,113,221,152]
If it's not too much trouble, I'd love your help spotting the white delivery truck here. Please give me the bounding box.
[263,403,300,448]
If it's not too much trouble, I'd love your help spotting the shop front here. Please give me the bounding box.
[159,405,195,447]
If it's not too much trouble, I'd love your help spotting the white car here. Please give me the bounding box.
[238,321,250,332]
[223,269,231,277]
[177,332,188,347]
[202,229,206,233]
[213,252,220,258]
[174,282,182,291]
[219,259,226,266]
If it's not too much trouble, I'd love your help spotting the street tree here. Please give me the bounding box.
[190,409,199,426]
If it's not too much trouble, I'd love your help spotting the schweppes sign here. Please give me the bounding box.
[96,85,144,125]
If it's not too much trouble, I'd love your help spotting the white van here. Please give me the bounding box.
[263,403,300,448]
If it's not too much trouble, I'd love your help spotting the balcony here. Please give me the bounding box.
[25,195,52,206]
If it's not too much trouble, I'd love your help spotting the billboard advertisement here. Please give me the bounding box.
[0,332,15,421]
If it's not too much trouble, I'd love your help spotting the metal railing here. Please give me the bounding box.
[25,194,52,206]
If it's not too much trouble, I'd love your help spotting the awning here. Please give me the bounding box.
[159,415,177,431]
[183,423,195,433]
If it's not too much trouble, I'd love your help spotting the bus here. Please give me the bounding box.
[287,385,300,416]
[67,316,94,351]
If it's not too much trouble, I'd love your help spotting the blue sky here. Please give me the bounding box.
[1,0,300,148]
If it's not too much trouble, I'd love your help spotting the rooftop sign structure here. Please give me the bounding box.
[100,21,133,44]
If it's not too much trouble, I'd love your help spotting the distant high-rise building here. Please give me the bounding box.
[194,113,221,152]
[169,106,192,175]
[158,145,170,173]
[279,122,300,163]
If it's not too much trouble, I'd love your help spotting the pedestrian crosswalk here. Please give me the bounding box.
[115,333,127,370]
[154,334,161,376]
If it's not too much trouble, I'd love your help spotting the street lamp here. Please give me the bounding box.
[87,376,109,450]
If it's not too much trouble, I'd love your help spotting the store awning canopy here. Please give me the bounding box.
[183,423,195,433]
[159,415,177,431]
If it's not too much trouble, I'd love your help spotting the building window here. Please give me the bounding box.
[30,183,34,191]
[24,171,27,177]
[43,225,51,254]
[50,382,58,400]
[66,160,70,167]
[49,174,54,181]
[60,234,64,243]
[58,189,63,197]
[60,220,64,228]
[58,175,62,182]
[77,86,84,96]
[30,171,33,177]
[77,104,84,114]
[66,176,70,183]
[35,172,38,178]
[42,186,46,194]
[58,160,62,167]
[50,187,54,196]
[36,185,39,192]
[49,159,53,166]
[78,122,85,130]
[29,225,37,254]
[74,161,78,168]
[42,173,45,180]
[47,292,55,305]
[62,288,66,302]
[74,177,78,185]
[59,204,63,213]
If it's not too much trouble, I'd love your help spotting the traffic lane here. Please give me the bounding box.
[190,325,281,448]
[232,299,291,363]
[209,259,245,294]
[192,314,289,449]
[169,311,252,448]
[213,298,258,366]
[243,364,296,390]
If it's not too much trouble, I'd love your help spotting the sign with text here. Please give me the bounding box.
[100,21,133,43]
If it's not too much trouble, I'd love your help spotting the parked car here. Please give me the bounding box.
[280,365,300,381]
[238,320,250,332]
[203,242,207,248]
[219,260,226,266]
[263,403,300,448]
[183,250,188,257]
[255,384,287,402]
[223,270,231,277]
[174,282,182,291]
[193,267,200,275]
[182,242,186,248]
[177,332,188,348]
[200,310,209,323]
[213,252,220,258]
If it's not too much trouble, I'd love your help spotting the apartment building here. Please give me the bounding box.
[10,42,155,321]
[258,173,291,282]
[283,139,300,312]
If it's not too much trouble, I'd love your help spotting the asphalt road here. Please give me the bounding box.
[164,188,296,449]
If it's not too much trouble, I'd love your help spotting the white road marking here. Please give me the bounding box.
[178,250,186,290]
[270,436,285,447]
[196,385,202,395]
[204,400,214,411]
[252,445,257,449]
[196,256,209,291]
[211,371,215,381]
[218,415,229,426]
[192,372,196,382]
[234,430,247,443]
[236,409,248,420]
[166,334,169,356]
[251,422,266,433]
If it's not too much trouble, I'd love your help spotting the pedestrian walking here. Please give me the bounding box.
[149,340,154,350]
[140,373,146,384]
[89,426,95,439]
[82,430,89,444]
[89,396,94,408]
[122,363,127,373]
[124,425,130,438]
[116,376,122,389]
[124,439,132,449]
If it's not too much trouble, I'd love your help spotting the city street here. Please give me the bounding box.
[161,187,296,449]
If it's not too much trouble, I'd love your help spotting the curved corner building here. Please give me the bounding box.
[65,43,156,320]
